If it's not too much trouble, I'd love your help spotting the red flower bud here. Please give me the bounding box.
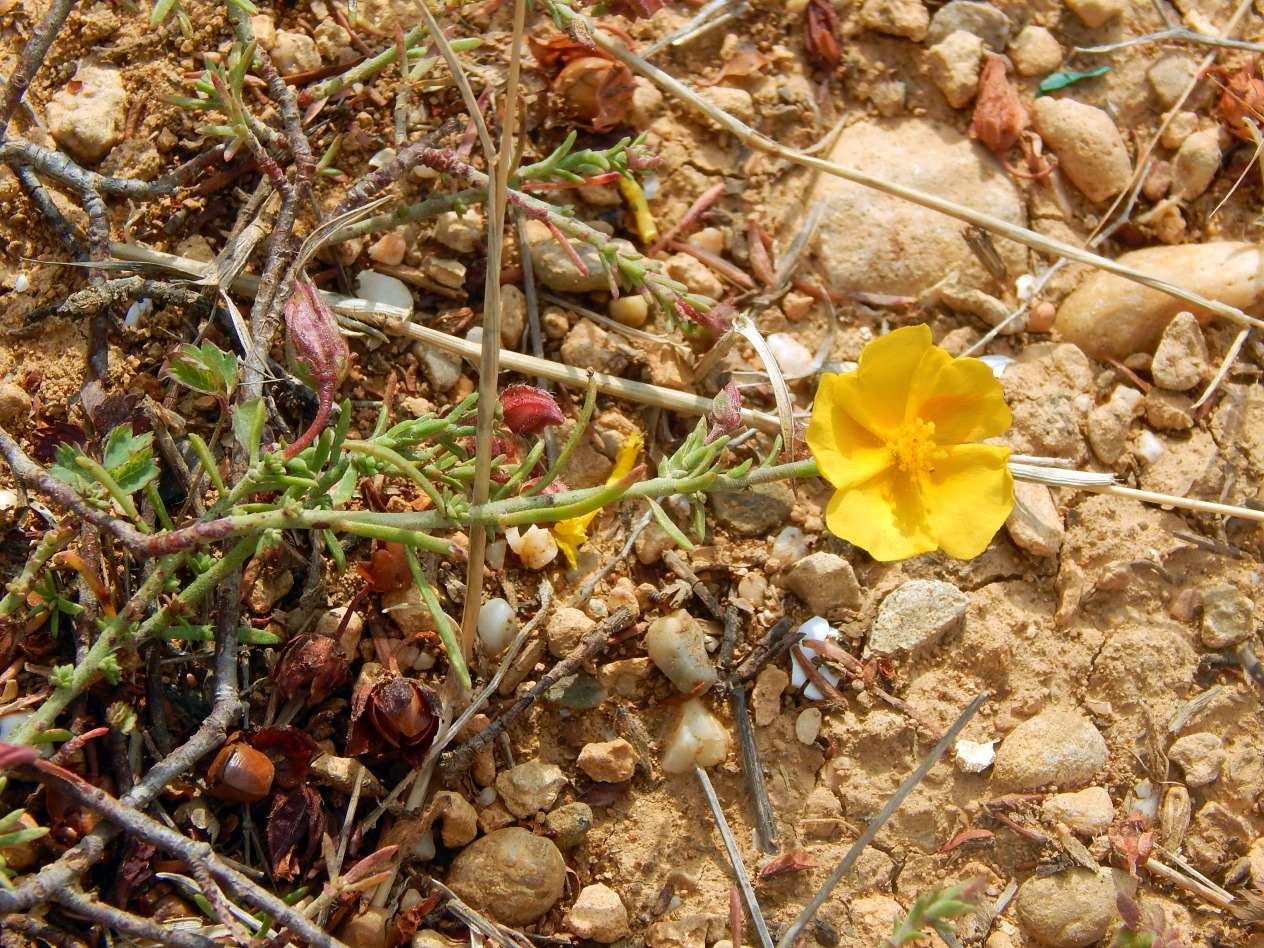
[283,279,351,458]
[500,384,565,435]
[706,382,743,444]
[285,279,349,390]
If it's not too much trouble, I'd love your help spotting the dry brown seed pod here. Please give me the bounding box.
[207,743,276,803]
[1159,784,1191,852]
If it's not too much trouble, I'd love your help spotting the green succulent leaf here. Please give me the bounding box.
[1037,66,1111,96]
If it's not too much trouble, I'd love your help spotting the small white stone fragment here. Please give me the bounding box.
[978,354,1012,378]
[645,609,718,694]
[766,526,807,572]
[478,598,518,656]
[791,617,843,700]
[0,489,18,511]
[796,708,823,745]
[13,273,29,293]
[766,333,815,378]
[660,698,729,773]
[505,526,558,570]
[368,147,397,169]
[955,738,997,774]
[123,297,153,328]
[355,271,414,314]
[1135,430,1166,463]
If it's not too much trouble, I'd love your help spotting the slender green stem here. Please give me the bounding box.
[187,433,226,498]
[343,441,445,510]
[526,377,596,497]
[0,526,75,618]
[74,456,144,525]
[404,548,470,690]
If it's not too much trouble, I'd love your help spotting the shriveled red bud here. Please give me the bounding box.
[605,0,667,19]
[706,382,743,444]
[208,743,275,803]
[283,279,351,458]
[500,384,565,435]
[271,633,349,708]
[804,0,840,71]
[971,57,1027,156]
[346,674,440,766]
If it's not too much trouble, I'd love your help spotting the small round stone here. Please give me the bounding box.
[566,884,629,943]
[796,708,823,745]
[577,739,639,783]
[1200,585,1254,649]
[1168,733,1224,787]
[446,828,567,926]
[544,801,594,849]
[1015,868,1134,947]
[993,709,1108,791]
[495,760,568,817]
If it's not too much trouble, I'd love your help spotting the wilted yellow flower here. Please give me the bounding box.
[553,432,644,569]
[806,324,1014,561]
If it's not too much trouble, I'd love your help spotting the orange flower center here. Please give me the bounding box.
[887,419,937,475]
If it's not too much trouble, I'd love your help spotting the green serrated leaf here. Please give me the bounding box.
[49,443,94,492]
[101,427,159,496]
[1037,66,1111,96]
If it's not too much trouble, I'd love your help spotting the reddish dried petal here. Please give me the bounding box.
[970,58,1028,155]
[252,725,321,789]
[500,384,565,435]
[355,542,412,593]
[268,784,324,881]
[804,0,840,70]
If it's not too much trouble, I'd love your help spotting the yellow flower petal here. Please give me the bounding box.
[806,373,890,491]
[823,468,938,562]
[550,431,644,570]
[829,324,935,441]
[907,354,1013,445]
[921,444,1014,559]
[552,518,587,570]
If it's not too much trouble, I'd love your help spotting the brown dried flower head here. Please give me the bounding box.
[346,673,440,766]
[271,633,350,708]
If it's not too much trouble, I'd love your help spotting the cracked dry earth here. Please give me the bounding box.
[4,0,1264,944]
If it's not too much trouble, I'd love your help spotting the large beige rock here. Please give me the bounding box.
[812,120,1027,300]
[1031,98,1131,202]
[46,63,126,162]
[1015,868,1136,947]
[1054,242,1264,360]
[446,828,566,925]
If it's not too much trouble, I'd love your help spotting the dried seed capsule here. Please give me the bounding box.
[208,744,275,803]
[1159,784,1192,852]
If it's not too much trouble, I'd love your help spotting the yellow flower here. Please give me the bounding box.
[553,432,644,569]
[806,324,1014,562]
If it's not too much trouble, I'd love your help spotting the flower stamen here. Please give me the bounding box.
[887,418,938,474]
